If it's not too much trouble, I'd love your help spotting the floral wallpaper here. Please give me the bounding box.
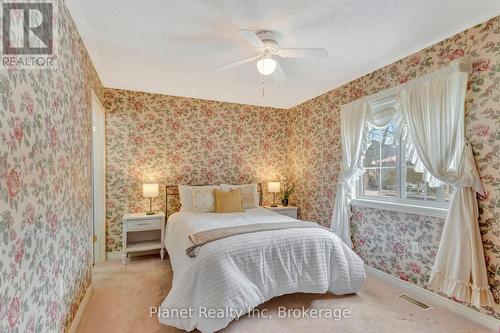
[350,207,445,288]
[0,0,103,332]
[0,0,495,330]
[350,206,500,318]
[288,16,499,318]
[103,89,290,253]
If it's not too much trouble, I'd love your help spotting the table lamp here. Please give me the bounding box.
[143,183,159,215]
[268,182,281,207]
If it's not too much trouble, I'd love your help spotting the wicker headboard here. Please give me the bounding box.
[165,183,263,218]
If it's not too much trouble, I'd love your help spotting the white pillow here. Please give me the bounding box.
[220,183,259,209]
[178,185,220,212]
[191,187,216,213]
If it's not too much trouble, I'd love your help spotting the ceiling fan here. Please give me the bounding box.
[214,29,328,84]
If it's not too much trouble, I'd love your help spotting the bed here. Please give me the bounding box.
[158,184,365,332]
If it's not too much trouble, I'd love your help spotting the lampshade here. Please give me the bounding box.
[268,182,281,193]
[143,183,159,198]
[256,57,277,75]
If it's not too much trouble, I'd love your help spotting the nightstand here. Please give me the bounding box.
[264,206,298,219]
[122,212,165,265]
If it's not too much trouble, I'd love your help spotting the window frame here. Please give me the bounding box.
[353,120,449,218]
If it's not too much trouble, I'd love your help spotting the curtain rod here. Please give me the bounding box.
[343,58,472,108]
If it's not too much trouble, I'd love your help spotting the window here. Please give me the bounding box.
[356,119,451,210]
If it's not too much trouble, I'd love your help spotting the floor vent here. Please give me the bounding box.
[398,294,432,310]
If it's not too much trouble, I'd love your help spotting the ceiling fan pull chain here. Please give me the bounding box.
[261,75,265,98]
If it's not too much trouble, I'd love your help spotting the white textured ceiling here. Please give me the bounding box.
[66,0,499,109]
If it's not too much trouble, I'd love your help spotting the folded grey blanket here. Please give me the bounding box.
[186,221,326,257]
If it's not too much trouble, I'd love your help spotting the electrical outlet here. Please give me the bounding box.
[59,278,64,299]
[410,241,420,254]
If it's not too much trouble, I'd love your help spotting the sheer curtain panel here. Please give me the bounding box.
[331,101,367,247]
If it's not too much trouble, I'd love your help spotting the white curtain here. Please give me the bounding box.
[399,68,494,307]
[366,96,399,128]
[331,101,367,247]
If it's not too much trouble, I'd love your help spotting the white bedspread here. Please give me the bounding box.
[159,207,365,332]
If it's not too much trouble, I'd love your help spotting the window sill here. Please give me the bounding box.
[351,198,448,218]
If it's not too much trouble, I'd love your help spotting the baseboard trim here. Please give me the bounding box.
[365,265,499,331]
[106,251,122,260]
[68,281,93,333]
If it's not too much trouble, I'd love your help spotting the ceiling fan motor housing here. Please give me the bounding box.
[256,31,279,53]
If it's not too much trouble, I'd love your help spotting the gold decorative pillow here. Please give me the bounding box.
[214,189,244,213]
[220,183,259,209]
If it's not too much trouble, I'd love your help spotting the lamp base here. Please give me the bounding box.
[271,193,278,208]
[146,197,156,215]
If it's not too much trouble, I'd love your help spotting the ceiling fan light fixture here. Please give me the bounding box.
[256,57,277,75]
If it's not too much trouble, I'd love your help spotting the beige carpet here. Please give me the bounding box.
[77,255,493,333]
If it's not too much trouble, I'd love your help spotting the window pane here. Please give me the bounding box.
[385,121,397,136]
[406,167,426,200]
[406,158,416,167]
[381,168,397,197]
[358,116,451,207]
[426,183,451,202]
[405,167,451,202]
[363,169,379,196]
[380,138,397,167]
[364,140,380,168]
[426,184,438,201]
[368,128,384,141]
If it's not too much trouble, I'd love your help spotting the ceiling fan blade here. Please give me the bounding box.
[278,48,328,58]
[272,61,286,84]
[239,29,265,49]
[214,55,260,71]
